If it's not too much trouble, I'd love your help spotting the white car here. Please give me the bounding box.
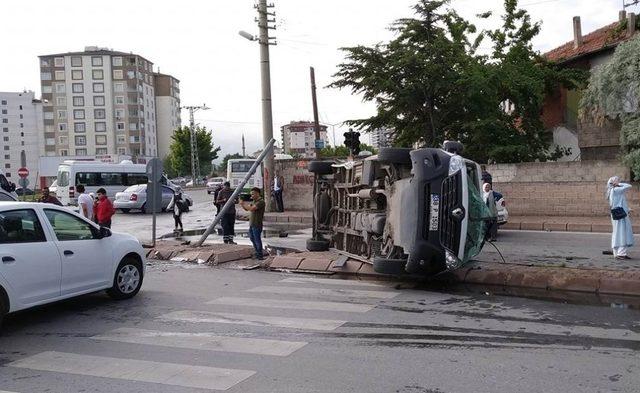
[0,202,146,328]
[206,177,225,194]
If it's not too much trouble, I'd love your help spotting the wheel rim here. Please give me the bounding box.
[117,264,140,294]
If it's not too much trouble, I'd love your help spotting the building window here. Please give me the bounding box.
[55,83,66,94]
[74,135,86,146]
[54,57,65,67]
[41,72,52,81]
[92,83,104,93]
[42,85,52,94]
[57,110,67,120]
[127,70,136,79]
[72,83,83,93]
[91,56,103,67]
[117,147,126,154]
[59,136,68,145]
[45,138,55,145]
[116,122,125,131]
[115,96,125,104]
[54,71,65,80]
[129,122,137,131]
[58,123,68,132]
[1,119,7,124]
[73,109,85,120]
[41,59,50,67]
[113,70,123,79]
[112,57,123,66]
[3,155,8,159]
[93,96,105,106]
[44,112,54,120]
[96,147,108,155]
[75,148,87,156]
[96,135,107,145]
[116,134,126,143]
[71,56,82,67]
[2,128,7,132]
[0,100,6,105]
[94,109,106,119]
[114,83,124,92]
[115,109,125,119]
[56,97,66,106]
[71,70,83,80]
[1,110,6,115]
[129,136,140,143]
[3,136,8,142]
[73,122,85,133]
[95,122,106,132]
[129,108,138,117]
[72,96,84,106]
[92,69,104,80]
[59,149,68,156]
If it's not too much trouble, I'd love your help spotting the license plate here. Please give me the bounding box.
[429,194,439,231]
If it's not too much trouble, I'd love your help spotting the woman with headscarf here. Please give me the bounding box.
[607,176,634,259]
[483,182,498,242]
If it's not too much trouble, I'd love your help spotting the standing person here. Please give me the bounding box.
[272,170,285,212]
[483,182,498,242]
[216,181,237,244]
[481,165,492,186]
[213,183,223,215]
[167,191,186,233]
[94,188,116,228]
[38,187,62,206]
[241,187,266,260]
[607,176,634,259]
[76,184,94,220]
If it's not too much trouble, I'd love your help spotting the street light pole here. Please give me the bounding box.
[182,104,209,185]
[239,0,277,212]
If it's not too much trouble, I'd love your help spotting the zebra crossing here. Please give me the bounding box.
[3,275,399,392]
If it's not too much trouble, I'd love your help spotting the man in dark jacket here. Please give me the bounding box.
[215,182,237,244]
[38,187,62,206]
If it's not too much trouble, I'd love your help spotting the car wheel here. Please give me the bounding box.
[378,148,412,165]
[306,238,330,252]
[120,208,130,214]
[107,257,144,300]
[372,257,407,275]
[308,161,334,175]
[140,203,146,214]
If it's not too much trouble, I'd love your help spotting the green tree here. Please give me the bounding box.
[581,34,640,178]
[319,144,378,158]
[219,153,244,174]
[166,126,221,177]
[330,0,586,163]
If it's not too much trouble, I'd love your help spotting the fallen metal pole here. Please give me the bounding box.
[195,138,276,247]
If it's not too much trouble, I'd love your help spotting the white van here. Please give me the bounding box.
[56,160,175,206]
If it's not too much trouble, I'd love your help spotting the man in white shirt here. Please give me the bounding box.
[77,184,94,221]
[271,170,285,212]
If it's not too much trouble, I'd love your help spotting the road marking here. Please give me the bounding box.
[93,328,307,357]
[7,351,255,391]
[160,310,346,331]
[279,277,390,288]
[208,296,375,313]
[247,285,399,299]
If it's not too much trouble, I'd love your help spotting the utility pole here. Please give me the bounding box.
[310,67,321,158]
[242,134,246,157]
[182,104,209,185]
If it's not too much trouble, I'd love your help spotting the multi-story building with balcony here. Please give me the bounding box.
[39,47,158,160]
[370,127,394,149]
[280,121,329,158]
[0,91,43,187]
[154,73,181,159]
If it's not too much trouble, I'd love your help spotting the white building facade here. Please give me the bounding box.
[0,91,43,187]
[370,127,394,150]
[39,47,159,161]
[280,121,329,158]
[154,73,181,159]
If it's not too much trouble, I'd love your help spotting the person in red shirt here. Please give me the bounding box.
[94,187,115,228]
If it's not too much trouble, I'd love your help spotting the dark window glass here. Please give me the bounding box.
[44,209,95,241]
[125,174,148,186]
[0,209,47,244]
[76,172,101,186]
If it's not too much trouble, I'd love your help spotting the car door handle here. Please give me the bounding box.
[2,256,15,263]
[63,250,74,256]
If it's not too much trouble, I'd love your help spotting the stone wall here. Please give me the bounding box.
[273,159,315,211]
[488,160,637,217]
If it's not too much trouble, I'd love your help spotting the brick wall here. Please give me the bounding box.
[488,160,637,216]
[274,159,315,211]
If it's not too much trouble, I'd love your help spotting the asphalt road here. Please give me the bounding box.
[0,262,638,393]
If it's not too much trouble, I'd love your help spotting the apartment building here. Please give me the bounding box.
[0,91,43,186]
[370,127,394,149]
[280,121,329,158]
[39,47,158,160]
[154,72,181,159]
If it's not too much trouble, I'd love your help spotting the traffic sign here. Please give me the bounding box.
[18,167,29,178]
[18,178,29,189]
[315,139,325,149]
[146,158,163,182]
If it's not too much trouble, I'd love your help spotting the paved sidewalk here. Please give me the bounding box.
[504,215,640,233]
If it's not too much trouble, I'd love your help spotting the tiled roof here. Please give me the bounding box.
[544,21,634,63]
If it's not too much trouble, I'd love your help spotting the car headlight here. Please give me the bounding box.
[448,155,465,176]
[445,250,462,270]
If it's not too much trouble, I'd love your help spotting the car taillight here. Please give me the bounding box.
[501,200,505,207]
[69,186,75,198]
[130,194,138,201]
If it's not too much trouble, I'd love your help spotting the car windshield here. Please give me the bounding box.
[462,164,492,263]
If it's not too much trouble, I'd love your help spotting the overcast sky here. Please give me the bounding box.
[1,0,636,159]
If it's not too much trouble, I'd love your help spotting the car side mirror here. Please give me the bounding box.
[99,227,112,238]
